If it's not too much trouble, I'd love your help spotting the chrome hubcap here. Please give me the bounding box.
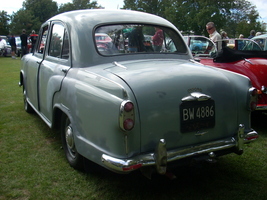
[23,90,27,109]
[65,126,74,150]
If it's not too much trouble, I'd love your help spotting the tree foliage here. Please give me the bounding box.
[0,0,99,36]
[9,9,40,35]
[0,11,10,35]
[123,0,265,37]
[0,0,265,37]
[58,0,99,13]
[23,0,58,24]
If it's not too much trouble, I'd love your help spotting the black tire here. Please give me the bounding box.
[61,114,84,170]
[23,86,34,113]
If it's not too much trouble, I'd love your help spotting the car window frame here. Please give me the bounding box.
[34,23,50,60]
[35,21,71,66]
[94,23,187,56]
[48,22,70,60]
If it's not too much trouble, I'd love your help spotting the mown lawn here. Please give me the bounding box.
[0,56,266,200]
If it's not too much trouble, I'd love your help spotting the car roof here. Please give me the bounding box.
[253,33,267,39]
[43,9,185,67]
[49,9,176,30]
[0,35,7,40]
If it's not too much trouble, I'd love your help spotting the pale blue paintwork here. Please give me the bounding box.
[20,9,257,174]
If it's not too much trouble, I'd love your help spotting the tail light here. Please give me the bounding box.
[119,101,135,131]
[249,87,258,111]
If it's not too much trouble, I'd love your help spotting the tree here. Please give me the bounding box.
[58,0,99,14]
[168,0,236,35]
[8,0,100,35]
[0,11,10,35]
[23,0,58,23]
[224,0,264,37]
[123,0,167,17]
[122,0,264,37]
[9,9,40,35]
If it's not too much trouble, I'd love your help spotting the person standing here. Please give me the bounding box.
[206,22,221,43]
[221,31,229,39]
[152,27,164,52]
[248,30,255,39]
[29,30,38,53]
[20,29,28,57]
[221,31,229,47]
[9,34,17,59]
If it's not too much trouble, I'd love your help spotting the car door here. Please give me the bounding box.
[24,24,49,111]
[38,22,71,124]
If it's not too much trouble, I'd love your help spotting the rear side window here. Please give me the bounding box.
[48,23,69,59]
[49,23,69,59]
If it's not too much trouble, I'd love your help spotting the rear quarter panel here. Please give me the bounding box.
[53,67,141,162]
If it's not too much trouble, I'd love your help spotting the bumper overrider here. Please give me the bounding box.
[101,124,258,174]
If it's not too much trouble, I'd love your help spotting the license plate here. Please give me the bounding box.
[180,100,215,133]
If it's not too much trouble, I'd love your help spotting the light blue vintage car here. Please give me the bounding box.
[19,9,258,177]
[253,33,267,51]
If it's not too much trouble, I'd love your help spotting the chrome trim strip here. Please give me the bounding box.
[113,61,127,69]
[182,92,211,102]
[101,128,258,173]
[244,58,254,65]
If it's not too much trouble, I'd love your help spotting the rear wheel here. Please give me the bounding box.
[61,114,84,170]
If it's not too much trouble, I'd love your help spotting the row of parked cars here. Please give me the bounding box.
[0,35,34,57]
[0,35,21,57]
[19,9,264,178]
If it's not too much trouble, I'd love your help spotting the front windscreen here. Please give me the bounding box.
[94,24,187,55]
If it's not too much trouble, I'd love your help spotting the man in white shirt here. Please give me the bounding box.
[206,22,221,43]
[0,38,7,49]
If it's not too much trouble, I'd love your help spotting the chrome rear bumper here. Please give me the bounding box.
[101,124,258,174]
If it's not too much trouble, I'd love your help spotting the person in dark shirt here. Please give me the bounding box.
[20,29,28,57]
[29,30,38,53]
[248,30,255,39]
[9,34,17,59]
[127,26,145,53]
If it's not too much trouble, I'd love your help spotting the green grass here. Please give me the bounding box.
[0,56,266,200]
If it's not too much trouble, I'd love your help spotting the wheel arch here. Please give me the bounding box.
[19,70,24,87]
[52,105,67,129]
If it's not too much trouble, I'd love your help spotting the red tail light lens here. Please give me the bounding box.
[124,102,134,112]
[119,100,135,131]
[123,119,134,130]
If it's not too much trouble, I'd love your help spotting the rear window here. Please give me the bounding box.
[95,24,187,56]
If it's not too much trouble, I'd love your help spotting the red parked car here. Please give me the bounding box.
[185,36,267,111]
[95,33,112,51]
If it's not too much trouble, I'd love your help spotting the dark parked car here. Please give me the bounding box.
[19,9,258,177]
